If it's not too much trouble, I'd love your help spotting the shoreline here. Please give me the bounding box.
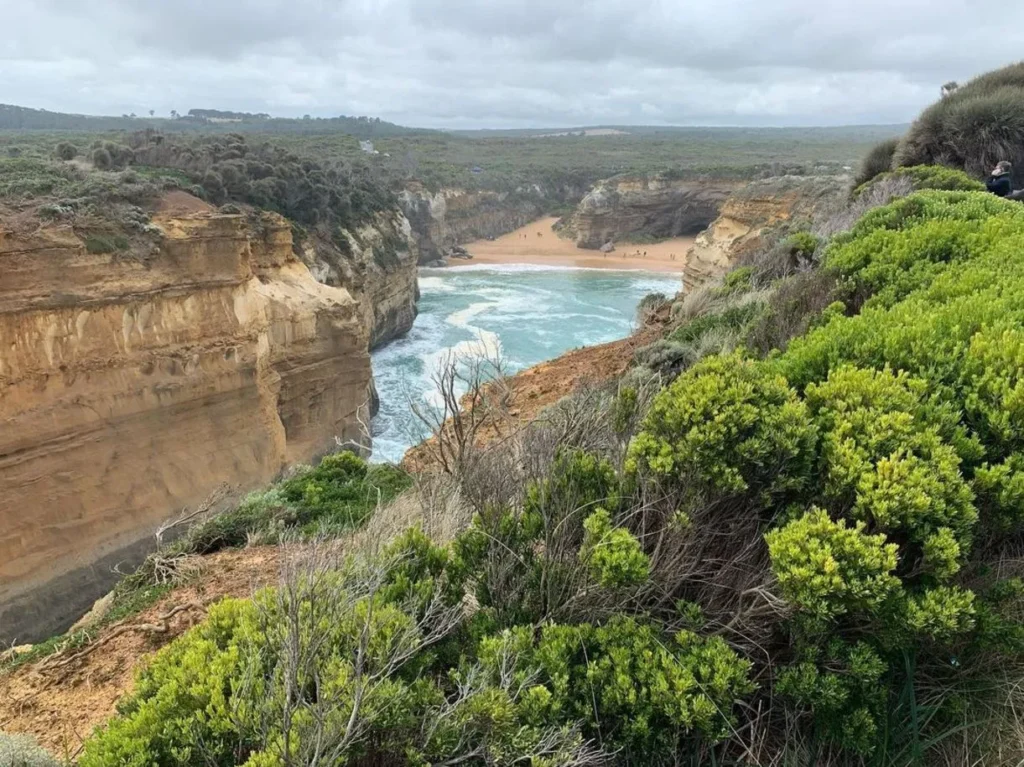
[450,216,692,275]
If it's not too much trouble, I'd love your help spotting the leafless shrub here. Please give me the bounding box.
[671,281,718,324]
[745,231,812,283]
[0,731,61,767]
[410,350,513,477]
[745,268,841,356]
[812,174,914,240]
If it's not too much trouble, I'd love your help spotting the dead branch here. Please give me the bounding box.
[36,601,207,673]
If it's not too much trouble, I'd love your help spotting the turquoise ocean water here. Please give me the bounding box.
[369,265,680,463]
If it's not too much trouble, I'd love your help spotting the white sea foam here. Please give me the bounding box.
[417,275,457,293]
[369,267,679,463]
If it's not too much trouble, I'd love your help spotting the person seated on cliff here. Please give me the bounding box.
[987,161,1014,197]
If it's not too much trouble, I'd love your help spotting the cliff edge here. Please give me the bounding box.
[683,175,847,290]
[0,211,373,644]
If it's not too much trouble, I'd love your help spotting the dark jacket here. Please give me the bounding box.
[987,173,1013,197]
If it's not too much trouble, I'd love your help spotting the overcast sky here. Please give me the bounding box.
[3,0,1023,129]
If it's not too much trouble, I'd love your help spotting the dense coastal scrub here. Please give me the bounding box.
[856,61,1024,187]
[68,174,1024,766]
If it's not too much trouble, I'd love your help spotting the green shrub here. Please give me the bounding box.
[55,141,78,161]
[855,164,984,197]
[717,265,754,295]
[579,508,649,588]
[481,617,754,757]
[628,351,816,499]
[134,452,410,563]
[668,301,761,345]
[454,449,623,627]
[784,230,819,260]
[974,452,1024,532]
[83,234,129,254]
[804,365,978,552]
[777,640,888,754]
[853,136,899,187]
[767,508,900,623]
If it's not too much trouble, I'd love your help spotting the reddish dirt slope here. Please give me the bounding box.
[0,547,280,758]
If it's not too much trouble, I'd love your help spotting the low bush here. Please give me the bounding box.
[853,136,899,187]
[855,164,984,198]
[0,732,61,767]
[54,141,78,161]
[628,351,816,500]
[178,452,410,557]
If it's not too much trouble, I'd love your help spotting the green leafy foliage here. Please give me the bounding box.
[853,136,899,187]
[480,617,753,757]
[778,640,889,754]
[767,508,900,622]
[183,452,409,555]
[580,508,650,588]
[855,164,985,197]
[974,452,1024,532]
[628,351,816,498]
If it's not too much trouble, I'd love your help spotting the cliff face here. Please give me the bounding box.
[399,185,580,264]
[683,175,845,290]
[0,212,372,644]
[300,212,420,349]
[568,175,742,249]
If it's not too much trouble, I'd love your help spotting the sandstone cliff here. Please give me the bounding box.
[300,212,420,349]
[0,212,373,644]
[683,175,846,290]
[567,175,742,250]
[399,185,580,264]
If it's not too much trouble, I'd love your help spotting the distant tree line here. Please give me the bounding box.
[0,103,431,139]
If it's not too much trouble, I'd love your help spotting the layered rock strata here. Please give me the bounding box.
[0,212,372,643]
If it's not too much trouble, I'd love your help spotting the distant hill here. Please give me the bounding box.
[451,124,910,140]
[0,103,431,138]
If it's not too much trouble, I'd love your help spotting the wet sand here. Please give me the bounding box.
[454,217,692,274]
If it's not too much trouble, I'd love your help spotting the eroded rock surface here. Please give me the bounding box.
[684,175,846,290]
[568,175,742,250]
[399,185,580,264]
[0,212,372,643]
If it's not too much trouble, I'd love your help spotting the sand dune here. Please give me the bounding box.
[453,217,691,274]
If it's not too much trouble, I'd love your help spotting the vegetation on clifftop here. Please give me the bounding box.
[856,61,1024,188]
[68,173,1024,765]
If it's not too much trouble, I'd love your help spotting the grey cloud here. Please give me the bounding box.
[2,0,1023,127]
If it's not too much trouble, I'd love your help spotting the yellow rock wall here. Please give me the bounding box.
[0,212,371,643]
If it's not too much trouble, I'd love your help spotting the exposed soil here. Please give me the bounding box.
[453,217,693,273]
[0,547,280,758]
[156,189,214,216]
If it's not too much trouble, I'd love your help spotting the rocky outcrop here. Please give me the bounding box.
[0,212,373,644]
[683,175,845,290]
[568,175,742,249]
[399,184,581,264]
[300,212,420,349]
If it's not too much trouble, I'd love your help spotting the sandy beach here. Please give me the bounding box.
[453,217,693,273]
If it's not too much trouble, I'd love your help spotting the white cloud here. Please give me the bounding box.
[1,0,1022,127]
